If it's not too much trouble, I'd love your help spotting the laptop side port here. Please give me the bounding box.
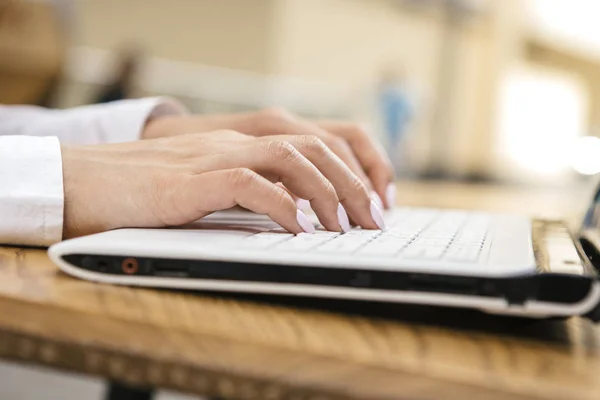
[121,258,139,275]
[150,260,190,278]
[78,255,119,274]
[408,274,478,295]
[499,278,537,305]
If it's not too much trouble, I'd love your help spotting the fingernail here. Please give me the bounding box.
[296,198,311,211]
[337,203,351,233]
[371,192,384,210]
[296,210,315,233]
[370,200,386,230]
[386,183,396,209]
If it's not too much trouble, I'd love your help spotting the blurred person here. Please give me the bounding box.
[377,66,415,174]
[0,0,73,106]
[94,46,144,104]
[0,98,394,247]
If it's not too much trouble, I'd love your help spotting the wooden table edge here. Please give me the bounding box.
[0,294,552,400]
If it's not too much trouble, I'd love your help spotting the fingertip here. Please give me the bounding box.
[296,198,312,211]
[385,183,396,209]
[337,203,351,233]
[368,168,392,207]
[296,209,315,234]
[371,192,384,210]
[370,200,386,230]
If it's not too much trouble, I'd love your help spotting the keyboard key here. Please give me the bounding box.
[386,212,410,227]
[275,232,339,251]
[312,231,342,238]
[358,242,403,257]
[317,240,366,253]
[411,239,452,247]
[242,232,294,249]
[401,245,446,260]
[339,230,380,237]
[316,231,379,253]
[445,246,481,262]
[380,231,415,239]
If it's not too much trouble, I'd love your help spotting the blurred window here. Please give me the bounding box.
[495,66,589,179]
[528,0,600,56]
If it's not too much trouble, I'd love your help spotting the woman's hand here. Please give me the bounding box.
[61,130,386,239]
[142,108,396,209]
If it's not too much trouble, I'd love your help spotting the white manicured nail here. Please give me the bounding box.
[296,198,311,211]
[370,200,386,230]
[371,192,384,210]
[386,183,396,209]
[337,203,351,233]
[296,210,315,233]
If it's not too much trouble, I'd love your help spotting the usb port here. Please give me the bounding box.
[151,260,189,277]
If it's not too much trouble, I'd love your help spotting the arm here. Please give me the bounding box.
[0,97,185,246]
[2,131,385,246]
[0,97,186,145]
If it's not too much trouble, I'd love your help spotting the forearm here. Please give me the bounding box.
[0,97,187,246]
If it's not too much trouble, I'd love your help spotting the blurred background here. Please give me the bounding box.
[3,0,600,187]
[2,0,600,398]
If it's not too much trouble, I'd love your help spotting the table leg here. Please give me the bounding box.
[105,381,155,400]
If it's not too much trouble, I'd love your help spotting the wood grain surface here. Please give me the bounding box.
[0,181,599,400]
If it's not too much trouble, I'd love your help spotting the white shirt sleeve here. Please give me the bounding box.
[0,97,187,145]
[0,136,64,246]
[0,97,186,246]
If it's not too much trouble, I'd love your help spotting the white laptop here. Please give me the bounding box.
[49,186,600,321]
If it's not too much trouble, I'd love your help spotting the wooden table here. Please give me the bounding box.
[1,180,599,400]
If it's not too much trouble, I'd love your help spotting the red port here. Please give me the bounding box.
[122,258,139,274]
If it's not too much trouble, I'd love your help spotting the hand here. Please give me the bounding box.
[61,130,386,239]
[143,108,396,209]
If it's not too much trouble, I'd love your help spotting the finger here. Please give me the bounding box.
[194,109,377,197]
[270,131,370,219]
[275,182,309,209]
[319,134,373,190]
[270,112,375,188]
[194,141,345,232]
[279,118,374,189]
[316,121,396,209]
[182,169,315,234]
[259,135,385,230]
[318,135,379,223]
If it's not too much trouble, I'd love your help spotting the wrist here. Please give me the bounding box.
[139,97,189,139]
[141,115,171,139]
[141,115,199,139]
[61,145,114,238]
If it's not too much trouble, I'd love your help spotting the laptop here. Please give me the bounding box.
[48,184,600,322]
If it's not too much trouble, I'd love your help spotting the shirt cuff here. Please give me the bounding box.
[94,96,188,144]
[0,136,64,246]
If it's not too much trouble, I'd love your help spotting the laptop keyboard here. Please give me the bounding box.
[241,209,491,263]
